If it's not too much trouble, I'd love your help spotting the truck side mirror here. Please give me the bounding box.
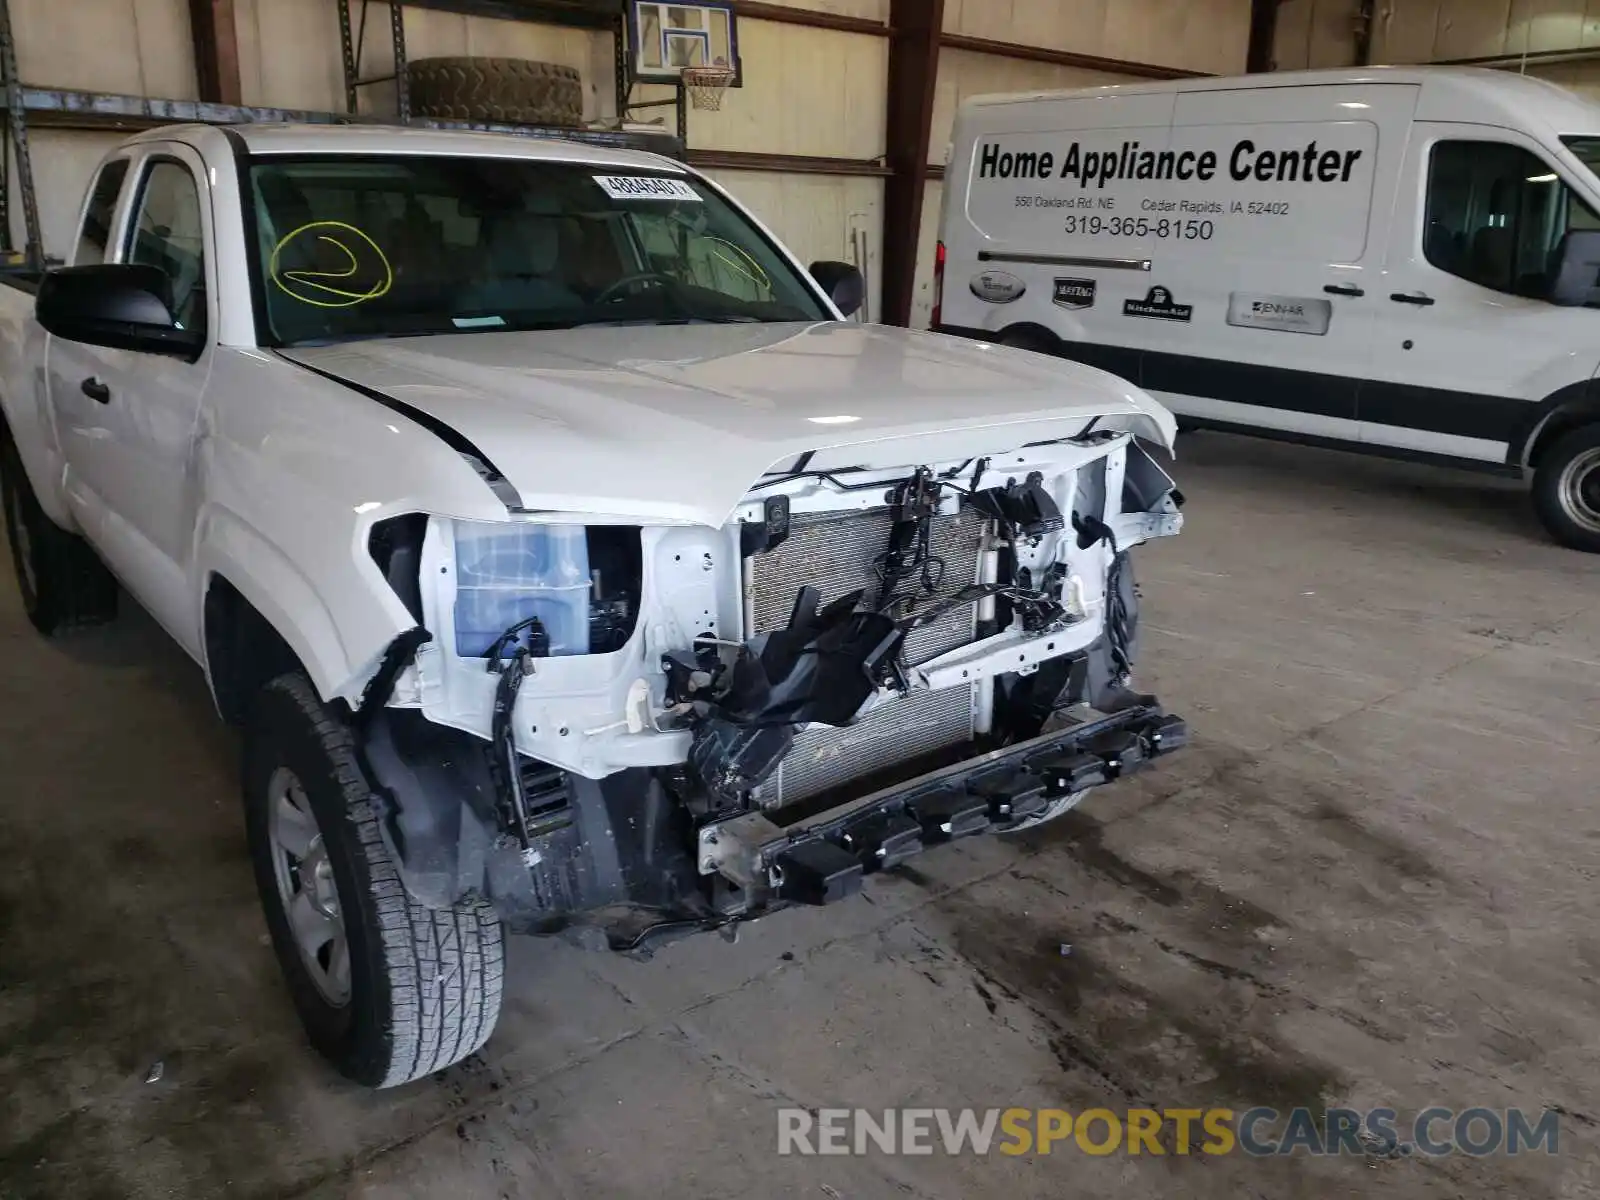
[35,263,204,360]
[1547,230,1600,307]
[809,260,865,318]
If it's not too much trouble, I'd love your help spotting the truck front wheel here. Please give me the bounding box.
[0,434,117,633]
[243,672,505,1088]
[1534,424,1600,553]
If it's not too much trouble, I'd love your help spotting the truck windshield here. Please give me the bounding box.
[245,155,830,346]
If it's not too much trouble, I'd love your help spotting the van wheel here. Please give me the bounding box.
[1534,425,1600,553]
[0,433,117,634]
[244,671,505,1088]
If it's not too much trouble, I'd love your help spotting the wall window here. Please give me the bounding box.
[126,160,207,336]
[1425,140,1600,300]
[74,159,129,267]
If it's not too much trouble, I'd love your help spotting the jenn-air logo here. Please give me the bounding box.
[1226,292,1332,335]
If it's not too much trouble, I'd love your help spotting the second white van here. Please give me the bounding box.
[936,66,1600,552]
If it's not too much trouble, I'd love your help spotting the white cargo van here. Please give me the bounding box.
[936,66,1600,551]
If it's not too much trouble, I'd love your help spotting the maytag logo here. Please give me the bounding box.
[1226,292,1331,335]
[1052,278,1096,310]
[1123,286,1192,322]
[970,271,1026,304]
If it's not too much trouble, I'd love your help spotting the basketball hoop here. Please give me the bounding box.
[681,64,735,111]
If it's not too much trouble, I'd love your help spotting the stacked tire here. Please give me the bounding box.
[407,57,584,127]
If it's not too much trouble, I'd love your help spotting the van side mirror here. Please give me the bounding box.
[35,263,203,360]
[1548,230,1600,307]
[810,260,865,318]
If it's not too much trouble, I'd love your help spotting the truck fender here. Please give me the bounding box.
[195,507,357,705]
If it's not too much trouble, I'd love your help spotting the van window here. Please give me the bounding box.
[1424,141,1600,301]
[75,159,128,267]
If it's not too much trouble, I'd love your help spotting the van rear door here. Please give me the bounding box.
[1133,82,1419,440]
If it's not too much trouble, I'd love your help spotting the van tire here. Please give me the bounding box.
[1533,424,1600,553]
[244,671,505,1088]
[0,432,118,634]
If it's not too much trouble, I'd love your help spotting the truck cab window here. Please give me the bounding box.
[1424,141,1600,301]
[127,160,207,337]
[75,160,128,267]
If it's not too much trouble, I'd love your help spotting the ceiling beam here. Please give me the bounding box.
[188,0,242,106]
[1353,0,1375,66]
[941,33,1201,80]
[1246,0,1281,73]
[881,0,945,328]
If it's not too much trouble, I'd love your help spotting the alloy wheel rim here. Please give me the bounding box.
[266,767,351,1006]
[1557,447,1600,535]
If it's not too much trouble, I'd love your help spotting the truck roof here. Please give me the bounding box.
[960,65,1600,137]
[121,121,686,172]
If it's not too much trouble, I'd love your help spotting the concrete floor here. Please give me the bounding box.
[3,432,1599,1199]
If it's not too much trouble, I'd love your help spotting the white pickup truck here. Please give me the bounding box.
[0,123,1188,1088]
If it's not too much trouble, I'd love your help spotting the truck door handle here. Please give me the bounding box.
[1390,292,1435,306]
[80,377,111,403]
[1323,283,1364,297]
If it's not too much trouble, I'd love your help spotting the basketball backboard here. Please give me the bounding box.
[626,1,741,85]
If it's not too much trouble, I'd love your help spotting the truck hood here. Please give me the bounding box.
[280,321,1174,526]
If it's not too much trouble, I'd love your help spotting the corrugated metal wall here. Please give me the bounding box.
[1274,0,1600,98]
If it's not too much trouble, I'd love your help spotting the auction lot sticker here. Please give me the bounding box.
[593,175,702,201]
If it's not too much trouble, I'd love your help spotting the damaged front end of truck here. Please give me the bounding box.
[353,428,1188,954]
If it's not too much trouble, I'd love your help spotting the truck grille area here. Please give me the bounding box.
[748,507,984,806]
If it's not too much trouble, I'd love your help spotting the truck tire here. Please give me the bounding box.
[1533,424,1600,553]
[244,671,504,1088]
[0,432,117,634]
[407,57,583,127]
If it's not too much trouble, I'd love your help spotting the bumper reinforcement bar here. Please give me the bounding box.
[698,704,1187,911]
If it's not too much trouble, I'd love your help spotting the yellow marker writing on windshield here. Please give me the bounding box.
[269,221,394,308]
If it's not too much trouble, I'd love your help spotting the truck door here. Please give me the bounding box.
[1362,123,1600,464]
[1141,82,1419,441]
[49,143,215,652]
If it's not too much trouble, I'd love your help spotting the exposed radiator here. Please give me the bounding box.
[749,507,985,807]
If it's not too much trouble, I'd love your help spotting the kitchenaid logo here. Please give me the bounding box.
[1226,292,1331,335]
[1124,286,1192,322]
[1053,278,1096,310]
[977,139,1366,189]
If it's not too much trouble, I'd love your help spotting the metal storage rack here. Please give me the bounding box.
[338,0,688,143]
